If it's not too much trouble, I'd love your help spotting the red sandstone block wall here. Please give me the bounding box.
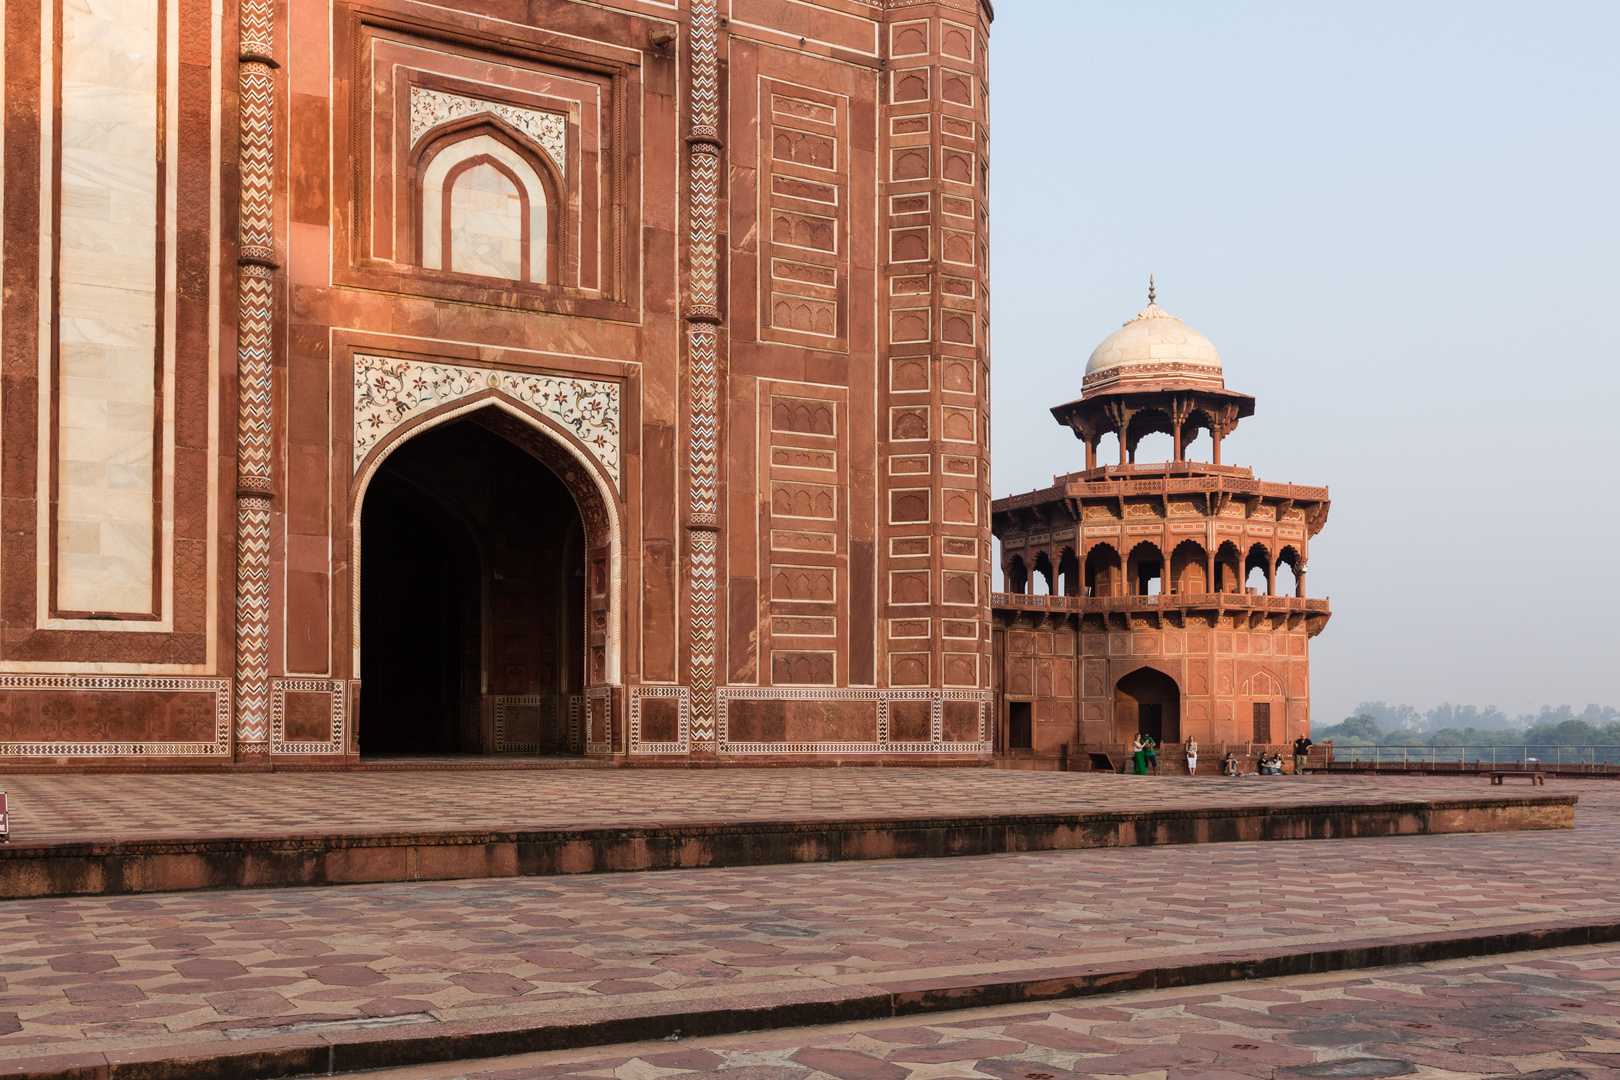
[0,0,998,765]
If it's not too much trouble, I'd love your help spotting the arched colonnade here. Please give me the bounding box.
[1002,539,1306,599]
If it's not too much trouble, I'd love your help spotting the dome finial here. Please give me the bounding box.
[1148,275,1156,304]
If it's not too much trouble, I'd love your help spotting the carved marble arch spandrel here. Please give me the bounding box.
[349,395,624,688]
[409,120,566,287]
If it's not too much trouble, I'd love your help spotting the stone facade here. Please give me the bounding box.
[0,0,996,765]
[990,295,1332,768]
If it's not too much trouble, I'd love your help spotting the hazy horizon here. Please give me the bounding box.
[987,2,1620,724]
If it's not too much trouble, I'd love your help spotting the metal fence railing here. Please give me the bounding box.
[1323,744,1620,774]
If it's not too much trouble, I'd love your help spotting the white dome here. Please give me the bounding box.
[1082,299,1224,394]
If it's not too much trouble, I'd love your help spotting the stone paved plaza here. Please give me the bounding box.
[0,769,1565,845]
[364,944,1620,1080]
[0,774,1611,1073]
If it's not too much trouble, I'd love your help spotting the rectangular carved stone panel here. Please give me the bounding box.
[771,482,837,519]
[889,699,930,742]
[772,565,836,603]
[726,699,878,743]
[0,689,217,746]
[771,651,836,685]
[639,697,680,743]
[771,396,836,435]
[942,700,980,742]
[943,652,978,687]
[282,692,334,743]
[889,652,929,686]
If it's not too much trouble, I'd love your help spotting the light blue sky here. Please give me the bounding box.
[987,2,1620,724]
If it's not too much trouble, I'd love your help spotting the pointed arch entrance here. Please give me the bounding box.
[1114,667,1181,746]
[354,404,614,755]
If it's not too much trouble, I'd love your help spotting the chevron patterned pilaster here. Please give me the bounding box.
[682,0,723,751]
[233,0,279,757]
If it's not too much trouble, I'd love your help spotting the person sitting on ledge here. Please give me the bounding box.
[1260,753,1285,775]
[1223,750,1239,776]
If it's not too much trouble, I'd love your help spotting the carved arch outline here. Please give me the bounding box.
[410,118,568,286]
[350,392,624,686]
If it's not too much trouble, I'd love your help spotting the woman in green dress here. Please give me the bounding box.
[1130,733,1148,775]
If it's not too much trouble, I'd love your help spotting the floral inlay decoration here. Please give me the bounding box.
[354,355,620,488]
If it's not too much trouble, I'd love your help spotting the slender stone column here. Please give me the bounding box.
[233,0,279,759]
[683,0,722,749]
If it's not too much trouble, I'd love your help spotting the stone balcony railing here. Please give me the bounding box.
[990,592,1331,616]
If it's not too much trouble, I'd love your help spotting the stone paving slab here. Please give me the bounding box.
[0,771,1585,846]
[362,942,1620,1080]
[0,780,1614,1075]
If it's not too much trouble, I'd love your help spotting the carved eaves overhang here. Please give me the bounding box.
[1049,385,1256,451]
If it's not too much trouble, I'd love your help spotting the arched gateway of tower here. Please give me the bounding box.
[990,287,1332,768]
[359,414,589,756]
[350,387,622,761]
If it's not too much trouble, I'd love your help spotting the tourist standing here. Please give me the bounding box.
[1131,733,1147,775]
[1293,734,1314,775]
[1185,736,1199,775]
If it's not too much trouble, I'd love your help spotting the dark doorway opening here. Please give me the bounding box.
[1008,701,1033,749]
[1114,667,1181,745]
[1139,703,1164,744]
[360,416,586,755]
[1252,701,1272,744]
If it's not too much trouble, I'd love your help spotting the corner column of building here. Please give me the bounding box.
[878,3,992,701]
[232,0,281,764]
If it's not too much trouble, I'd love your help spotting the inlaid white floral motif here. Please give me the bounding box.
[354,355,619,488]
[410,87,568,174]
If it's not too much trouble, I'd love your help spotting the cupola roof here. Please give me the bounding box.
[1082,281,1224,395]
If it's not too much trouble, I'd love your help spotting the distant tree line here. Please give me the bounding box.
[1317,702,1620,748]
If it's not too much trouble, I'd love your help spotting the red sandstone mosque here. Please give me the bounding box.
[0,0,1325,769]
[991,285,1331,765]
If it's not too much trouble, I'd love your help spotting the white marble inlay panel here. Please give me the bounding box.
[420,135,548,283]
[56,0,161,613]
[354,355,621,488]
[449,163,524,280]
[410,87,566,174]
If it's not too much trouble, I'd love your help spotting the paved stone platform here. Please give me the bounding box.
[0,772,1575,899]
[362,943,1620,1080]
[0,771,1571,844]
[0,779,1614,1078]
